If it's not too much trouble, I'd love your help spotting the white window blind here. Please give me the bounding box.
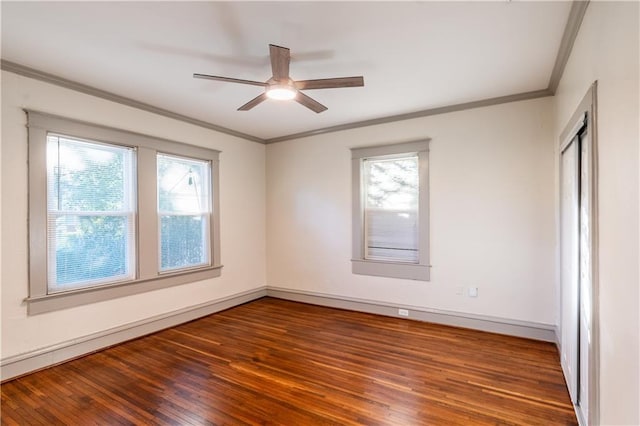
[157,154,211,272]
[363,155,419,263]
[46,134,136,292]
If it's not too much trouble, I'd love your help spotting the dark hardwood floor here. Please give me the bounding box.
[1,297,577,425]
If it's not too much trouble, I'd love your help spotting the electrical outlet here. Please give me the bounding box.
[468,287,478,297]
[398,308,409,317]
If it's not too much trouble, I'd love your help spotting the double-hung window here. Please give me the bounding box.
[351,140,430,281]
[157,154,211,272]
[46,135,136,292]
[27,111,221,314]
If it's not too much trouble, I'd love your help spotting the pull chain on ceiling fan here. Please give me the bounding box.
[194,44,364,113]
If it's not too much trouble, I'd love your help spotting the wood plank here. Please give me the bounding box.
[1,297,577,425]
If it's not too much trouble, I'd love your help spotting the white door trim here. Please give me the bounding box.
[558,81,599,426]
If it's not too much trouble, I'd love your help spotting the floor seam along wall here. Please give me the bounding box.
[1,286,556,382]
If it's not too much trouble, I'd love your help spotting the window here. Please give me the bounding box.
[351,140,430,281]
[157,154,211,272]
[47,135,136,292]
[363,155,419,263]
[27,111,221,314]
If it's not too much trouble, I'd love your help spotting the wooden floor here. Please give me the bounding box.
[1,297,577,425]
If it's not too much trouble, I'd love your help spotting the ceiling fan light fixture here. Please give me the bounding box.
[266,85,297,101]
[194,44,363,112]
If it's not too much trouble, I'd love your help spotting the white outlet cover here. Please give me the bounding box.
[468,287,478,297]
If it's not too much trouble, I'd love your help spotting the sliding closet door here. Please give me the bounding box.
[560,135,580,403]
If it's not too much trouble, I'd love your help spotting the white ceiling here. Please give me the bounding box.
[2,1,572,141]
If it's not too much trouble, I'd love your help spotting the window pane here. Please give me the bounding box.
[364,157,418,209]
[365,209,418,262]
[364,156,419,263]
[157,154,211,272]
[157,154,210,214]
[46,135,135,291]
[47,135,133,212]
[50,215,133,289]
[160,215,208,271]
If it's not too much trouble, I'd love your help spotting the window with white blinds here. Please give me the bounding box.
[351,140,430,281]
[46,135,136,292]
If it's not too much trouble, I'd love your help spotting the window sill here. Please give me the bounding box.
[25,265,223,315]
[351,259,430,281]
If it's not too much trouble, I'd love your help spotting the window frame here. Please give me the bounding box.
[351,140,431,281]
[27,111,222,315]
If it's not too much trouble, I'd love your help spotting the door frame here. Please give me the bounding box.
[558,81,599,425]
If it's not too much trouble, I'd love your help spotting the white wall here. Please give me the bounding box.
[0,71,266,359]
[267,97,556,326]
[553,2,639,424]
[3,5,637,420]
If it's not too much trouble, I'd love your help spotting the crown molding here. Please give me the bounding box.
[548,0,590,95]
[265,89,553,144]
[267,0,590,144]
[1,1,588,145]
[0,59,264,144]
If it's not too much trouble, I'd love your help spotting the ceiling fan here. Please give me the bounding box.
[193,44,364,113]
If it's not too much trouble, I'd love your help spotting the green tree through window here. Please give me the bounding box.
[157,154,211,271]
[47,135,135,290]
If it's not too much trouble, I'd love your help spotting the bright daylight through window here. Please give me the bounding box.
[158,154,211,272]
[27,111,221,315]
[363,155,419,263]
[351,140,430,281]
[47,135,135,292]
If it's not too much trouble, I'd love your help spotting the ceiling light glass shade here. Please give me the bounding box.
[266,86,297,100]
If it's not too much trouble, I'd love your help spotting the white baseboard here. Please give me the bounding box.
[267,287,557,342]
[1,287,267,382]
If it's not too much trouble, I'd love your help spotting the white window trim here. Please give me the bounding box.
[27,110,222,315]
[351,140,431,281]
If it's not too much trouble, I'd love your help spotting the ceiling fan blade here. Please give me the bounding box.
[193,73,266,87]
[295,92,328,113]
[295,76,364,90]
[238,93,268,111]
[269,44,290,81]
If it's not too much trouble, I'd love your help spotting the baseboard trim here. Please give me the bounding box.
[0,287,267,382]
[1,285,558,382]
[266,287,556,342]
